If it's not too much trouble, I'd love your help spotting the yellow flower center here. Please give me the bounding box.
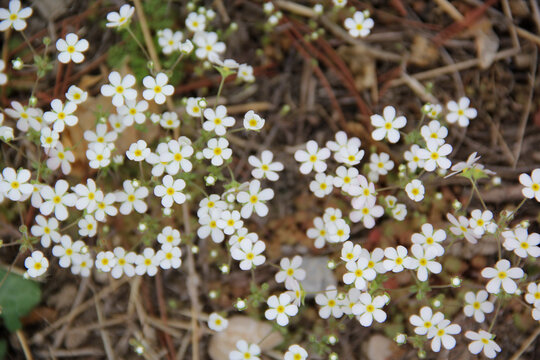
[101,258,109,265]
[411,188,419,195]
[128,194,136,202]
[166,187,175,195]
[134,149,142,157]
[276,305,285,313]
[66,249,73,256]
[287,268,294,276]
[249,119,257,127]
[250,195,258,204]
[44,227,50,234]
[532,183,539,191]
[419,258,427,266]
[473,301,481,309]
[118,258,126,265]
[481,338,489,344]
[144,259,152,266]
[246,253,254,260]
[166,252,173,260]
[355,269,363,277]
[424,321,432,328]
[497,271,507,279]
[309,155,317,162]
[430,152,439,160]
[73,93,81,100]
[213,147,222,156]
[436,329,445,337]
[214,118,222,125]
[384,122,392,130]
[154,85,162,93]
[67,46,75,54]
[11,181,20,189]
[395,257,403,265]
[96,154,104,161]
[261,164,269,171]
[362,207,369,214]
[58,112,66,120]
[328,299,336,307]
[356,23,363,30]
[88,192,95,200]
[58,152,65,159]
[34,262,42,270]
[520,242,529,249]
[53,196,61,204]
[457,109,464,116]
[426,237,434,245]
[366,304,375,313]
[227,219,234,226]
[129,108,137,115]
[174,153,182,161]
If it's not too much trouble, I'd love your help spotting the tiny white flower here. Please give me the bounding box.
[361,248,387,274]
[52,235,84,268]
[0,167,32,201]
[230,238,266,270]
[420,120,448,146]
[237,64,254,82]
[519,168,540,202]
[465,330,501,359]
[418,140,452,172]
[327,218,350,243]
[294,140,330,174]
[25,250,48,278]
[65,85,88,104]
[135,248,162,276]
[446,97,477,127]
[93,192,118,222]
[469,209,495,236]
[186,97,205,117]
[78,214,97,237]
[236,180,274,218]
[352,292,387,327]
[203,105,235,135]
[157,226,182,246]
[46,142,75,175]
[126,140,150,161]
[404,144,425,172]
[525,282,540,308]
[118,99,148,125]
[392,203,407,221]
[284,344,308,360]
[84,123,117,149]
[154,175,186,208]
[0,1,33,31]
[481,259,524,294]
[265,293,298,326]
[39,179,76,221]
[5,101,41,132]
[243,110,264,130]
[315,286,343,319]
[111,247,137,279]
[344,10,374,38]
[72,178,99,212]
[157,243,182,269]
[343,257,376,290]
[349,198,384,229]
[203,137,232,166]
[142,72,174,104]
[383,245,410,273]
[193,31,225,60]
[248,150,283,181]
[116,180,149,215]
[368,152,394,178]
[158,28,183,54]
[197,208,225,243]
[427,319,461,352]
[106,4,134,28]
[350,175,376,208]
[71,253,93,277]
[56,33,89,64]
[160,111,180,129]
[309,173,334,198]
[447,213,480,244]
[411,223,446,256]
[100,71,137,107]
[405,179,425,202]
[333,166,360,195]
[370,106,406,143]
[275,256,306,284]
[403,244,442,281]
[31,215,61,247]
[208,313,228,332]
[463,290,494,323]
[229,340,260,360]
[95,251,116,272]
[43,99,78,132]
[307,216,329,249]
[217,210,244,235]
[185,12,206,32]
[409,306,444,335]
[86,142,111,169]
[502,227,540,258]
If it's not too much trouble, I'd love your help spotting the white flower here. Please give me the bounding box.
[159,111,180,129]
[185,12,206,32]
[43,99,78,132]
[409,306,444,335]
[265,293,298,326]
[229,340,260,360]
[411,223,446,256]
[154,175,186,208]
[100,71,137,107]
[39,180,76,221]
[111,247,136,279]
[84,123,117,149]
[72,179,100,212]
[284,345,308,360]
[344,11,374,38]
[158,28,183,54]
[323,207,342,224]
[157,243,182,269]
[370,106,406,143]
[334,0,348,8]
[78,214,97,237]
[309,173,334,198]
[237,64,254,82]
[383,245,410,273]
[197,209,225,243]
[275,256,306,284]
[203,137,232,166]
[86,143,111,169]
[197,194,227,218]
[349,198,383,229]
[95,251,116,272]
[519,168,540,201]
[106,4,134,28]
[465,330,501,359]
[108,113,126,132]
[502,227,540,258]
[157,226,182,246]
[0,167,32,201]
[203,105,235,135]
[427,319,461,352]
[0,60,6,85]
[230,238,266,270]
[418,140,452,172]
[446,97,477,127]
[31,215,61,247]
[208,313,228,332]
[447,152,495,178]
[71,253,93,277]
[162,138,194,174]
[392,203,407,221]
[333,166,360,195]
[315,286,343,319]
[52,235,84,268]
[525,282,540,307]
[186,97,205,117]
[403,244,442,281]
[65,85,88,104]
[236,180,274,218]
[361,248,387,274]
[368,152,394,178]
[25,251,48,278]
[243,110,264,130]
[118,100,148,125]
[326,131,359,153]
[93,192,117,222]
[343,257,376,290]
[463,290,494,323]
[125,139,150,161]
[352,292,387,327]
[405,179,425,202]
[116,180,148,215]
[217,210,243,235]
[307,216,329,249]
[229,228,258,248]
[248,150,283,181]
[404,144,425,172]
[385,195,397,208]
[46,142,75,175]
[447,213,480,244]
[142,72,174,104]
[5,101,41,132]
[421,120,447,146]
[294,140,330,174]
[469,209,495,236]
[56,33,89,64]
[327,218,350,243]
[39,127,59,149]
[135,248,162,276]
[193,31,225,60]
[0,1,32,31]
[482,259,524,294]
[425,103,443,119]
[350,175,376,208]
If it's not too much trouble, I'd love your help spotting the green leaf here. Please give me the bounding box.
[0,269,41,332]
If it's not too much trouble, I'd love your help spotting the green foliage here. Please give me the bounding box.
[0,269,41,332]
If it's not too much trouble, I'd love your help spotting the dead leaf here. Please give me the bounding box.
[410,35,439,67]
[473,19,500,69]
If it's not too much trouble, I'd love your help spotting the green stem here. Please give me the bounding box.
[126,26,152,64]
[470,178,487,210]
[214,75,226,110]
[488,298,502,333]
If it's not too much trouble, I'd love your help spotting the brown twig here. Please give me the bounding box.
[52,276,89,348]
[16,329,33,360]
[93,286,115,360]
[509,326,540,360]
[156,271,177,359]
